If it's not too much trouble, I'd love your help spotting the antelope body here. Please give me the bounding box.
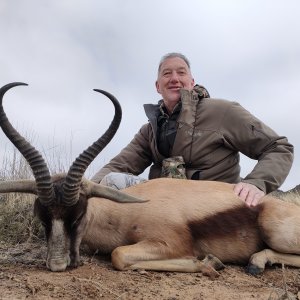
[1,82,300,278]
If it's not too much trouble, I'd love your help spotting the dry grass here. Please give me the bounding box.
[0,147,44,245]
[0,194,43,245]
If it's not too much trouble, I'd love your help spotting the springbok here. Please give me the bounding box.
[1,82,300,278]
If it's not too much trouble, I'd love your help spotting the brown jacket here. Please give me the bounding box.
[92,86,294,193]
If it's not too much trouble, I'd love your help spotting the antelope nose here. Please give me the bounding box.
[47,258,69,272]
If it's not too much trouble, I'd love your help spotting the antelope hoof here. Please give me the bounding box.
[201,254,225,271]
[69,254,82,269]
[246,263,264,276]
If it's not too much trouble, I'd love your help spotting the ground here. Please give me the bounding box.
[1,243,300,300]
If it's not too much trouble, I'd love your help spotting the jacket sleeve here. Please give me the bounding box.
[220,102,294,193]
[91,124,153,183]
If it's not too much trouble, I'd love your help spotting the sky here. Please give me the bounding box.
[0,0,299,191]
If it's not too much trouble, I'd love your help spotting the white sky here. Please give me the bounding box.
[0,0,299,191]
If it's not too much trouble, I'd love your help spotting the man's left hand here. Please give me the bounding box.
[233,182,265,207]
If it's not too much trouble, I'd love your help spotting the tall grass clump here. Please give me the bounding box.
[0,147,44,245]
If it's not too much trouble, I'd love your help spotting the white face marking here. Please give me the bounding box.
[51,219,65,244]
[46,219,70,272]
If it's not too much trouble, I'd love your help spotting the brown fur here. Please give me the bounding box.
[74,178,300,275]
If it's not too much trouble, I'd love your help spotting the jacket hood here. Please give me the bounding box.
[192,84,210,98]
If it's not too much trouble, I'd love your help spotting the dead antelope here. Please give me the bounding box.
[1,82,300,278]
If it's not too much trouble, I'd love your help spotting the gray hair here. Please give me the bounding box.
[158,53,191,73]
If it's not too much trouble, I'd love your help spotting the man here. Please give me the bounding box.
[92,53,294,207]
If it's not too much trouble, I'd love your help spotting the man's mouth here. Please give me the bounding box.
[168,86,181,91]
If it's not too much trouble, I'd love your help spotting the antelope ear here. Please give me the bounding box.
[0,180,37,195]
[84,180,148,203]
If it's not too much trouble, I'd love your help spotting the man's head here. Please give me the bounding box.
[156,53,194,112]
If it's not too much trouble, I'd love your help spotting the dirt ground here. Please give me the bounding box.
[0,243,300,300]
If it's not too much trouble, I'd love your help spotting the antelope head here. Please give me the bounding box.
[0,82,145,271]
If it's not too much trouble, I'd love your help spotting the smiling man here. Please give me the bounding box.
[92,53,294,207]
[156,55,194,113]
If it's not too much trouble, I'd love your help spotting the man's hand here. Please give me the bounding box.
[233,182,265,207]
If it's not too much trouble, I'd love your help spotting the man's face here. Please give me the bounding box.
[156,57,194,109]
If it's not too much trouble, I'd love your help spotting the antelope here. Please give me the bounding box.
[1,82,300,278]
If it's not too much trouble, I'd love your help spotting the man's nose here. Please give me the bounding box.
[170,71,179,82]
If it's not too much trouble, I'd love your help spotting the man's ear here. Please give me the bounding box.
[155,80,161,93]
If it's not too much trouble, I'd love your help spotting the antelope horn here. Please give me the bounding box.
[0,82,55,206]
[83,179,148,203]
[63,89,122,206]
[0,180,37,194]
